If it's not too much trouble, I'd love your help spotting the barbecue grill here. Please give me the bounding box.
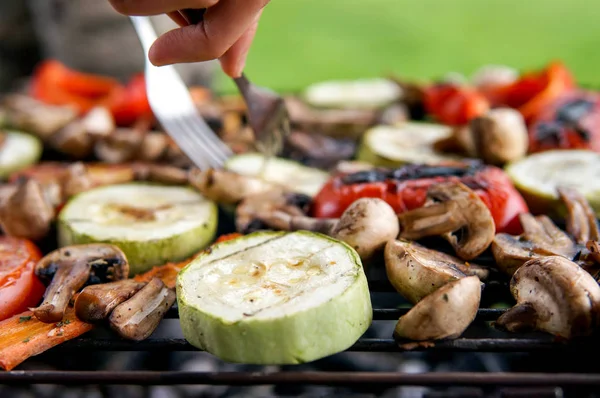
[2,214,600,398]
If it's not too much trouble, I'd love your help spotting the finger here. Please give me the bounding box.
[219,12,261,78]
[148,0,270,66]
[109,0,219,16]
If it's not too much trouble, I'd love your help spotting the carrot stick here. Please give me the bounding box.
[0,308,93,371]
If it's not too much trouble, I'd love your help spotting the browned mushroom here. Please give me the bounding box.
[470,108,528,166]
[495,256,600,339]
[94,128,143,163]
[244,195,400,262]
[1,94,77,139]
[75,279,145,323]
[49,121,95,158]
[384,239,467,304]
[80,106,115,140]
[33,244,129,323]
[109,277,176,341]
[284,96,377,139]
[558,186,600,245]
[397,181,495,260]
[282,130,357,169]
[393,275,482,341]
[189,168,279,206]
[519,213,577,258]
[0,178,54,240]
[132,163,189,185]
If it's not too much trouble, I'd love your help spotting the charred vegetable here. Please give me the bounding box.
[33,244,129,323]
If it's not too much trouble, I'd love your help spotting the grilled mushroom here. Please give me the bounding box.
[0,178,54,240]
[282,130,356,169]
[247,196,400,262]
[189,168,278,206]
[133,164,189,185]
[50,121,95,158]
[94,128,143,163]
[109,277,176,341]
[235,188,313,233]
[33,244,129,323]
[398,181,495,260]
[558,186,600,245]
[394,275,481,341]
[384,239,467,304]
[495,256,600,339]
[80,106,115,139]
[75,279,145,323]
[470,108,528,166]
[519,213,577,258]
[1,94,77,139]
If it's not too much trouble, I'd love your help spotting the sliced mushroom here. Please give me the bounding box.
[81,106,115,139]
[94,128,143,163]
[50,121,94,158]
[75,279,145,323]
[60,162,94,198]
[393,275,481,341]
[519,213,577,258]
[491,233,541,276]
[109,278,176,341]
[433,126,476,157]
[138,132,170,162]
[235,188,312,234]
[398,182,495,260]
[247,196,400,262]
[189,168,278,206]
[0,178,54,240]
[282,130,356,169]
[558,186,600,245]
[495,256,600,339]
[384,239,467,304]
[284,96,377,139]
[133,163,189,185]
[33,244,129,323]
[1,94,77,139]
[470,108,528,166]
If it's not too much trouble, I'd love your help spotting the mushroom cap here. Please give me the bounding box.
[332,197,400,261]
[384,239,466,304]
[491,233,541,276]
[35,243,129,285]
[470,108,528,165]
[507,256,600,338]
[394,275,481,341]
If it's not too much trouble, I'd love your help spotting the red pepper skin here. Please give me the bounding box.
[527,91,600,153]
[424,84,490,126]
[106,74,153,126]
[311,165,528,235]
[484,61,576,124]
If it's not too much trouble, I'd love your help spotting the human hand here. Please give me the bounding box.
[108,0,270,77]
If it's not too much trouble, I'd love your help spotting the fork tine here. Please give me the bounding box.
[173,117,225,168]
[181,115,232,163]
[160,118,211,169]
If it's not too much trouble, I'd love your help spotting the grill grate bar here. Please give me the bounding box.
[0,370,598,387]
[52,336,597,353]
[164,307,507,320]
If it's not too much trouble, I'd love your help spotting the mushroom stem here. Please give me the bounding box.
[519,213,577,258]
[109,278,176,341]
[75,279,146,323]
[397,182,496,260]
[494,302,538,333]
[558,186,600,244]
[34,259,91,323]
[397,201,462,240]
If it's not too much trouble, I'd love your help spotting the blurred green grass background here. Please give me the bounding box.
[215,0,600,94]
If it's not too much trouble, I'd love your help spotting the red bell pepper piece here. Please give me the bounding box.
[311,163,529,235]
[423,84,490,126]
[106,74,153,126]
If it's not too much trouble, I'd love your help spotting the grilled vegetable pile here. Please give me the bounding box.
[1,59,600,369]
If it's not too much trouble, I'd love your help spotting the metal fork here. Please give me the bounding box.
[129,16,233,169]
